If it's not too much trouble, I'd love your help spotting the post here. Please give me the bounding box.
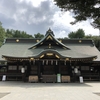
[21,62,26,82]
[37,60,41,82]
[68,61,72,80]
[99,28,100,36]
[74,67,78,82]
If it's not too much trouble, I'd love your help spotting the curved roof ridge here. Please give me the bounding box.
[29,29,70,50]
[29,49,71,58]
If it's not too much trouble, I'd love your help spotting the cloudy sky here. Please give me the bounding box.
[0,0,99,38]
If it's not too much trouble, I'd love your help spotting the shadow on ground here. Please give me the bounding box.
[0,93,10,99]
[0,81,92,88]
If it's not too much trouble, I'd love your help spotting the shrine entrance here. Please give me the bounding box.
[28,51,72,83]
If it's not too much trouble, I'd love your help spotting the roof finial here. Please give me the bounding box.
[45,28,55,36]
[48,28,51,31]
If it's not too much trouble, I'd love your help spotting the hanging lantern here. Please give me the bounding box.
[21,67,25,73]
[46,60,48,65]
[74,68,78,73]
[56,60,58,65]
[70,60,71,66]
[33,60,35,65]
[64,60,66,65]
[32,60,35,65]
[29,59,31,63]
[42,60,44,65]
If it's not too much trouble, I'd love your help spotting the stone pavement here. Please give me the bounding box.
[0,81,100,100]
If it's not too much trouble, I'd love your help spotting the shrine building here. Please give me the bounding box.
[0,29,100,82]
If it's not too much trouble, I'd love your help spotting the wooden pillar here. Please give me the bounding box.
[54,60,59,74]
[6,64,8,73]
[37,60,41,82]
[58,61,61,74]
[98,63,100,81]
[68,61,72,77]
[74,61,77,82]
[6,61,10,73]
[22,62,26,82]
[17,61,19,73]
[58,60,61,74]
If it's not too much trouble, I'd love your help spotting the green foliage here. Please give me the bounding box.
[13,30,33,38]
[34,33,44,39]
[6,29,13,38]
[64,37,68,39]
[68,29,85,38]
[68,28,100,50]
[6,29,45,39]
[84,34,92,38]
[68,32,75,38]
[6,29,34,38]
[54,0,100,28]
[91,18,100,31]
[0,22,5,46]
[75,29,85,38]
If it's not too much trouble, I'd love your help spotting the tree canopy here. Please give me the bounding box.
[54,0,100,28]
[68,29,85,38]
[34,33,44,39]
[0,22,45,46]
[0,22,5,46]
[6,29,33,39]
[6,29,44,39]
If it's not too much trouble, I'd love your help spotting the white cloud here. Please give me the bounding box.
[23,0,47,7]
[0,0,99,38]
[73,21,99,36]
[52,10,99,38]
[55,30,67,38]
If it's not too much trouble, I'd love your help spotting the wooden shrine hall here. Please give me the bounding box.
[0,29,100,82]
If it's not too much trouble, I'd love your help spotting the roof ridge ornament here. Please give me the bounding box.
[45,28,55,36]
[29,29,70,50]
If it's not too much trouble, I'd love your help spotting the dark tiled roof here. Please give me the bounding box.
[5,38,38,43]
[62,39,94,45]
[0,30,100,61]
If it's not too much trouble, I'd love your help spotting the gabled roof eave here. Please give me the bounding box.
[29,32,70,50]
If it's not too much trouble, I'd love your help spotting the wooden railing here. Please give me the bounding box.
[28,76,38,82]
[42,75,57,83]
[81,73,100,81]
[0,73,22,81]
[61,76,70,82]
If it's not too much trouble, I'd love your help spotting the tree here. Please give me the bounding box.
[68,29,85,38]
[0,22,5,46]
[84,34,92,38]
[75,29,85,38]
[54,0,100,27]
[34,33,44,39]
[19,31,33,38]
[68,32,75,38]
[6,29,34,38]
[91,18,100,35]
[6,29,13,38]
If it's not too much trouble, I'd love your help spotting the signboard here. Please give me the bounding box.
[79,76,83,83]
[57,74,61,82]
[2,75,6,81]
